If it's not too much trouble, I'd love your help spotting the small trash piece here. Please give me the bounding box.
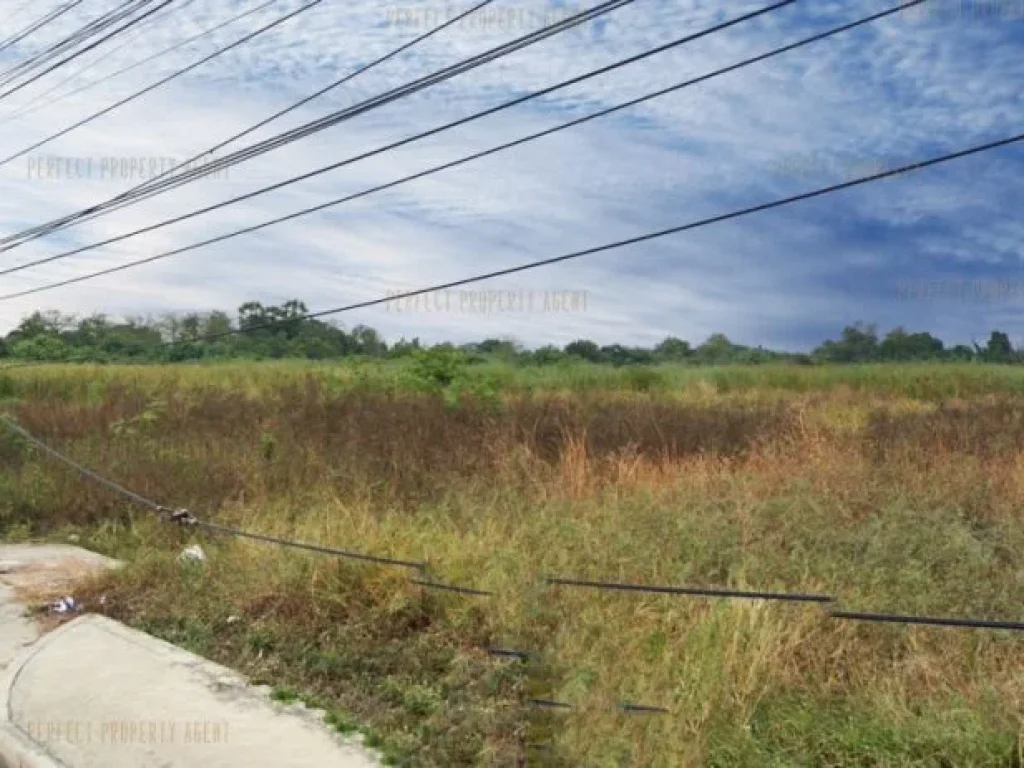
[178,544,207,563]
[226,615,239,624]
[50,596,82,614]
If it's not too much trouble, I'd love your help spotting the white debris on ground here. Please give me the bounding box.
[49,596,82,614]
[178,544,207,563]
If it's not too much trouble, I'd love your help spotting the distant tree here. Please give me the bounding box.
[10,335,68,361]
[599,344,653,366]
[564,339,602,362]
[948,344,975,362]
[7,311,74,344]
[985,331,1013,363]
[388,337,422,358]
[202,311,233,338]
[530,345,565,365]
[694,333,735,364]
[0,300,1015,369]
[180,313,202,342]
[351,325,387,356]
[878,327,943,361]
[814,322,878,363]
[475,338,522,361]
[654,336,692,362]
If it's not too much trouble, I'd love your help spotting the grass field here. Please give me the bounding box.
[2,360,1023,766]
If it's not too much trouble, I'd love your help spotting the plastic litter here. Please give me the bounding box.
[50,596,82,614]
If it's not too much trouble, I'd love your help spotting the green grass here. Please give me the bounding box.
[3,361,1024,765]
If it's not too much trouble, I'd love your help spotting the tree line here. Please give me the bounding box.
[0,302,1020,365]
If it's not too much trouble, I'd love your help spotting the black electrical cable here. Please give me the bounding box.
[0,0,324,167]
[0,0,638,251]
[0,0,205,122]
[0,0,496,249]
[0,1,919,289]
[5,128,1017,361]
[0,0,88,61]
[0,0,167,94]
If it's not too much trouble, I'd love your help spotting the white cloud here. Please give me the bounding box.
[0,0,1021,350]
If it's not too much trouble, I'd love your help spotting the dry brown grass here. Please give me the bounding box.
[2,365,1023,765]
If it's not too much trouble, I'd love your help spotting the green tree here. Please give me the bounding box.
[654,336,691,362]
[814,323,878,363]
[564,339,602,362]
[694,333,735,364]
[985,331,1013,363]
[878,327,944,361]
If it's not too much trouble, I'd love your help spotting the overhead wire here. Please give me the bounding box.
[0,0,88,61]
[0,0,325,166]
[0,0,205,123]
[2,127,1018,356]
[119,0,501,190]
[112,0,639,192]
[0,0,638,251]
[0,0,499,249]
[0,0,920,291]
[0,0,169,95]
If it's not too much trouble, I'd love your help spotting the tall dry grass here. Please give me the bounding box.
[1,364,1023,765]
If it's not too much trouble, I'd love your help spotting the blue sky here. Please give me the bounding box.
[0,0,1021,351]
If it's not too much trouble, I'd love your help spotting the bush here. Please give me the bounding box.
[409,347,467,390]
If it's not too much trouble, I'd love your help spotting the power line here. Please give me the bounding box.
[0,0,325,168]
[107,128,1024,349]
[0,1,922,296]
[0,0,797,280]
[106,0,640,195]
[0,0,638,252]
[0,413,427,569]
[0,0,171,100]
[67,0,501,210]
[0,0,499,252]
[0,412,165,512]
[413,579,495,596]
[190,518,426,570]
[0,0,634,252]
[0,2,125,86]
[546,577,834,603]
[831,610,1024,632]
[0,1,156,82]
[0,0,206,123]
[4,414,1023,637]
[2,125,1014,357]
[0,1,88,61]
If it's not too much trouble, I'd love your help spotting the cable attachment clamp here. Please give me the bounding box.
[159,506,198,526]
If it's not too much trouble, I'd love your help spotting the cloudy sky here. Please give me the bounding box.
[0,0,1020,351]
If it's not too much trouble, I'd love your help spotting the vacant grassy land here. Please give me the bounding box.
[2,361,1023,766]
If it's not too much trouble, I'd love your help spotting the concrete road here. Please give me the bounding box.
[0,544,381,768]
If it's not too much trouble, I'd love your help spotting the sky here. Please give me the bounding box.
[0,0,1021,352]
